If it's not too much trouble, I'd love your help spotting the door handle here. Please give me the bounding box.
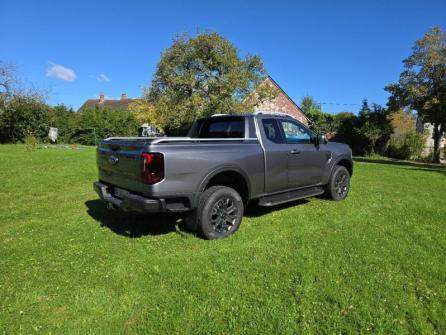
[290,149,301,154]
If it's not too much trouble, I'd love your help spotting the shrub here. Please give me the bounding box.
[70,107,140,145]
[47,104,77,143]
[419,148,435,163]
[386,131,426,160]
[24,135,37,151]
[0,95,50,143]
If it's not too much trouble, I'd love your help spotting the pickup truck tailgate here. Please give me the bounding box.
[97,140,152,194]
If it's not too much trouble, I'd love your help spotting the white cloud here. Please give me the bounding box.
[46,63,76,82]
[96,73,110,82]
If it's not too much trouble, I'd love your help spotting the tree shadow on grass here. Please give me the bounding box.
[85,200,188,238]
[354,157,446,176]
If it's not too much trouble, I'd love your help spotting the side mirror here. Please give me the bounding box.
[316,134,328,145]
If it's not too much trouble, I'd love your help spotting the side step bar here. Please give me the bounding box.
[258,186,325,207]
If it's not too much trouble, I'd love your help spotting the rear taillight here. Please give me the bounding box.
[141,153,164,184]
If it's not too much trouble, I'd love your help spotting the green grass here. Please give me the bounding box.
[1,144,445,334]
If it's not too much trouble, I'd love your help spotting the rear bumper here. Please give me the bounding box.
[93,181,166,213]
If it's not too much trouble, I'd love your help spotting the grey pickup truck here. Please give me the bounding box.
[94,112,353,239]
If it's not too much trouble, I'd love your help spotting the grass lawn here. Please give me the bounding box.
[1,144,445,334]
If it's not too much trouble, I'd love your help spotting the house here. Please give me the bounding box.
[78,76,308,136]
[78,93,135,112]
[246,76,309,125]
[77,92,162,136]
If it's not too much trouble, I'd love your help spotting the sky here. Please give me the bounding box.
[1,0,445,113]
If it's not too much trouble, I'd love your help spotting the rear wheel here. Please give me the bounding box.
[326,165,350,201]
[185,186,244,239]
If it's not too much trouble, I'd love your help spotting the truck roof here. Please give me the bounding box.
[210,112,295,119]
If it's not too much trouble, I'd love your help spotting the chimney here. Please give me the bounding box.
[121,92,128,100]
[99,93,105,103]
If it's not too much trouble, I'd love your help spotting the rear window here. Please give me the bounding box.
[196,117,245,138]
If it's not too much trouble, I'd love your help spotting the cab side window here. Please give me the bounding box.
[279,120,312,144]
[262,118,284,144]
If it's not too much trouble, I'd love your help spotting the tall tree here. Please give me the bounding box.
[128,99,155,125]
[356,103,393,155]
[359,99,371,116]
[301,95,321,114]
[0,62,17,98]
[385,26,446,163]
[0,62,50,143]
[146,32,268,134]
[300,95,336,134]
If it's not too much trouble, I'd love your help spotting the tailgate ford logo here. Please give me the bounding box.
[109,155,119,165]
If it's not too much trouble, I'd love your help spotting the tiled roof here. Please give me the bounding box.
[78,98,137,111]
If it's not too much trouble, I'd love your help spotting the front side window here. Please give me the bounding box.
[279,120,312,144]
[262,118,284,144]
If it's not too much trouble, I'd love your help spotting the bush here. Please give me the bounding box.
[0,95,50,143]
[0,94,141,145]
[47,105,77,143]
[418,147,435,163]
[70,107,140,145]
[306,109,337,134]
[386,131,426,160]
[24,135,37,151]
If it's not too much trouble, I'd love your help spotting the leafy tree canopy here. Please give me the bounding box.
[0,95,50,143]
[128,99,155,125]
[300,95,337,134]
[357,102,393,155]
[146,32,268,134]
[385,26,446,162]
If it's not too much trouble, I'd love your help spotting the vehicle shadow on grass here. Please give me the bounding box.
[354,157,446,176]
[86,198,311,238]
[245,199,309,217]
[85,200,188,238]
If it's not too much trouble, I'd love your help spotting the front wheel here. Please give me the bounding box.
[185,186,244,239]
[325,165,350,201]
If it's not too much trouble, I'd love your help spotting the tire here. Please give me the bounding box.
[185,186,244,240]
[325,165,350,201]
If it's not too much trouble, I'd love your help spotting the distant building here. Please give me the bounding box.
[78,92,136,111]
[78,76,309,135]
[78,92,164,136]
[246,76,309,125]
[416,116,445,155]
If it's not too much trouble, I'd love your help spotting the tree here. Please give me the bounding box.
[0,62,18,98]
[47,104,77,143]
[146,32,268,134]
[128,99,156,126]
[332,112,358,150]
[0,62,52,143]
[359,99,371,116]
[385,26,446,163]
[301,95,337,134]
[0,62,46,101]
[301,95,321,114]
[0,95,50,143]
[389,109,417,137]
[356,102,393,155]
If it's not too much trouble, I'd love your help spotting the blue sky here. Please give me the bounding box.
[1,0,445,113]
